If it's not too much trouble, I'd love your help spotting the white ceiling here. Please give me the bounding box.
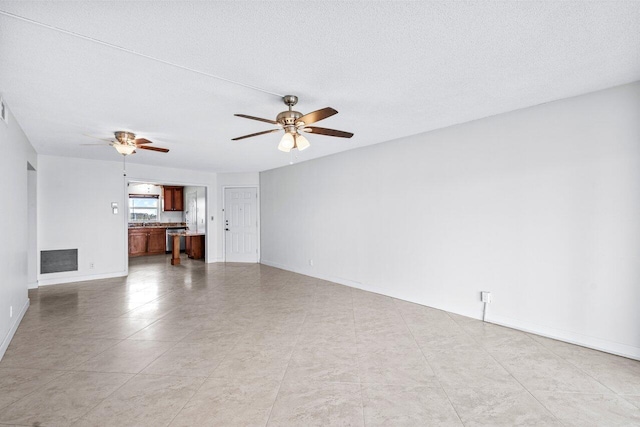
[1,1,639,173]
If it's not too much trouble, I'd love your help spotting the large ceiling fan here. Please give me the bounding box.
[233,95,354,152]
[84,131,170,156]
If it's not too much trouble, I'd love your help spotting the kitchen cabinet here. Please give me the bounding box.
[128,228,166,256]
[163,186,184,211]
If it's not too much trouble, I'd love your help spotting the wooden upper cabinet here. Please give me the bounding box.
[163,186,184,211]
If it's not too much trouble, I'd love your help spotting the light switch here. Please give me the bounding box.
[111,202,118,215]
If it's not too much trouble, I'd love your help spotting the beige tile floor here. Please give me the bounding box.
[1,255,639,426]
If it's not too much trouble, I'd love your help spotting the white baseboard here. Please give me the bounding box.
[260,260,640,361]
[27,282,38,290]
[487,313,640,361]
[38,270,127,286]
[0,298,29,361]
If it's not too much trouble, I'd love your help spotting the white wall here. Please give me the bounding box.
[38,156,219,286]
[38,156,129,284]
[0,100,37,360]
[261,82,640,360]
[217,172,260,261]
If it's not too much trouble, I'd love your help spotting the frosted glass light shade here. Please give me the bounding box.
[280,133,295,149]
[296,134,310,150]
[278,133,295,152]
[115,144,136,155]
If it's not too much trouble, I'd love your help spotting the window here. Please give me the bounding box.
[129,194,159,221]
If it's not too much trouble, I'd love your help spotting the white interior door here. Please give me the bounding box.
[185,191,197,232]
[224,187,258,262]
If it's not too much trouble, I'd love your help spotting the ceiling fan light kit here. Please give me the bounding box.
[234,95,353,152]
[114,143,136,155]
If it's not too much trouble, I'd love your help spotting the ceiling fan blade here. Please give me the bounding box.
[134,138,153,145]
[235,114,278,125]
[137,145,169,153]
[296,107,338,126]
[82,134,112,142]
[304,126,354,138]
[232,128,281,141]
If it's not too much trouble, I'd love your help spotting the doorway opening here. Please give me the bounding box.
[125,180,207,264]
[27,162,37,289]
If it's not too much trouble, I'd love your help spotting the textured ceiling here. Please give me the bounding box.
[1,1,639,172]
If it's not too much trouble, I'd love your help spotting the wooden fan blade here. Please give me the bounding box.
[137,145,169,153]
[304,126,354,138]
[134,138,153,145]
[235,114,278,125]
[232,128,281,141]
[296,107,338,126]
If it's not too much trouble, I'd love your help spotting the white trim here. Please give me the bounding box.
[260,259,640,361]
[487,313,640,361]
[222,185,260,263]
[38,270,127,286]
[0,298,29,361]
[27,282,38,290]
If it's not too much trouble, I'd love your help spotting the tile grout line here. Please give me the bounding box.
[0,369,66,418]
[263,311,308,427]
[70,371,140,425]
[393,298,466,427]
[163,321,245,426]
[446,312,564,424]
[350,288,367,427]
[525,334,618,396]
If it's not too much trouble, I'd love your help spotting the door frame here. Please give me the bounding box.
[222,185,260,263]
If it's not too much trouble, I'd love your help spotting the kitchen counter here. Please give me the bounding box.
[166,231,206,236]
[128,222,186,229]
[168,232,205,265]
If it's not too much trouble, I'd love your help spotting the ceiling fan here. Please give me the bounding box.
[84,131,170,156]
[232,95,354,152]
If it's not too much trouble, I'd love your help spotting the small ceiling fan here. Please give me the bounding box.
[83,131,170,156]
[233,95,354,152]
[111,131,169,155]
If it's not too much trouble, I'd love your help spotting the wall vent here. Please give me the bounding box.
[41,249,78,274]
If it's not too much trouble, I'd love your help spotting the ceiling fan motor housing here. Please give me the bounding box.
[276,110,303,131]
[114,131,136,145]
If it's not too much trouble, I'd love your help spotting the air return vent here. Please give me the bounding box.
[41,249,78,274]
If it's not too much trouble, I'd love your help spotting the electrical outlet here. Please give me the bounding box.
[89,262,95,269]
[481,291,492,303]
[10,306,13,318]
[309,259,314,266]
